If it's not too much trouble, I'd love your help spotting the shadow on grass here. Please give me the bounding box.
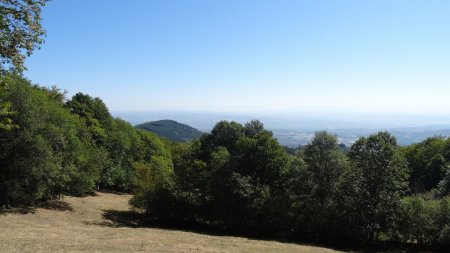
[99,209,242,238]
[0,206,36,215]
[98,189,130,195]
[84,192,100,197]
[100,209,143,228]
[0,200,73,215]
[99,209,359,252]
[98,209,450,253]
[37,200,73,212]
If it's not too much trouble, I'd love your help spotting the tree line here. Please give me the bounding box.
[131,120,450,248]
[0,73,172,206]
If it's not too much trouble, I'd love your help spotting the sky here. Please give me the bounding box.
[25,0,450,115]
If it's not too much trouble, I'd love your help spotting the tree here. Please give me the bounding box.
[302,131,347,209]
[395,196,439,244]
[66,93,123,190]
[0,75,16,130]
[136,120,292,235]
[347,132,409,242]
[66,92,113,132]
[0,74,94,205]
[244,119,265,137]
[291,131,349,238]
[402,137,448,193]
[130,156,175,218]
[212,129,289,231]
[0,0,48,72]
[200,120,243,158]
[393,196,450,245]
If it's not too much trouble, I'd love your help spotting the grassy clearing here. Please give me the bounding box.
[0,192,344,253]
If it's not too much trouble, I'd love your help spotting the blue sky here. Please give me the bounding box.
[25,0,450,114]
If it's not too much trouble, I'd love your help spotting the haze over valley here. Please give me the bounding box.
[116,111,450,146]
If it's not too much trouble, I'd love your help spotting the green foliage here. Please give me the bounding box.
[211,128,290,231]
[291,131,349,238]
[0,74,93,205]
[132,120,292,233]
[126,128,176,217]
[402,137,449,193]
[0,75,16,130]
[0,74,172,207]
[347,132,409,242]
[66,92,113,146]
[130,156,174,218]
[0,0,48,72]
[131,124,450,247]
[393,196,450,245]
[104,118,140,190]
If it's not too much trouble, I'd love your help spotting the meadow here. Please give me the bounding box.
[0,192,342,253]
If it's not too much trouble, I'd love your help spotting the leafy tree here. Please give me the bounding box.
[0,0,48,72]
[394,196,440,244]
[128,129,175,216]
[66,93,113,146]
[0,74,94,205]
[130,156,174,218]
[199,120,243,158]
[168,141,211,220]
[243,119,265,137]
[103,118,140,191]
[212,129,290,231]
[402,137,448,193]
[347,132,409,242]
[290,131,349,239]
[393,196,450,245]
[135,129,172,162]
[66,93,121,190]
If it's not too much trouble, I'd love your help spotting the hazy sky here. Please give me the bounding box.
[25,0,450,114]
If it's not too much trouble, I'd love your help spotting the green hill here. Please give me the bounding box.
[135,120,203,142]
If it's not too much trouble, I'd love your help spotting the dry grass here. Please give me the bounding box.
[0,192,345,253]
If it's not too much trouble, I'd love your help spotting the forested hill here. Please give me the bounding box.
[135,120,203,142]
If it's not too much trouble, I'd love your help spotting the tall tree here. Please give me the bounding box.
[293,131,349,238]
[348,132,409,242]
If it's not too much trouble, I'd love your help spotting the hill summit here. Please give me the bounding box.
[135,119,203,142]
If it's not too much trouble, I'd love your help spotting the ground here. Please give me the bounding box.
[0,192,344,253]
